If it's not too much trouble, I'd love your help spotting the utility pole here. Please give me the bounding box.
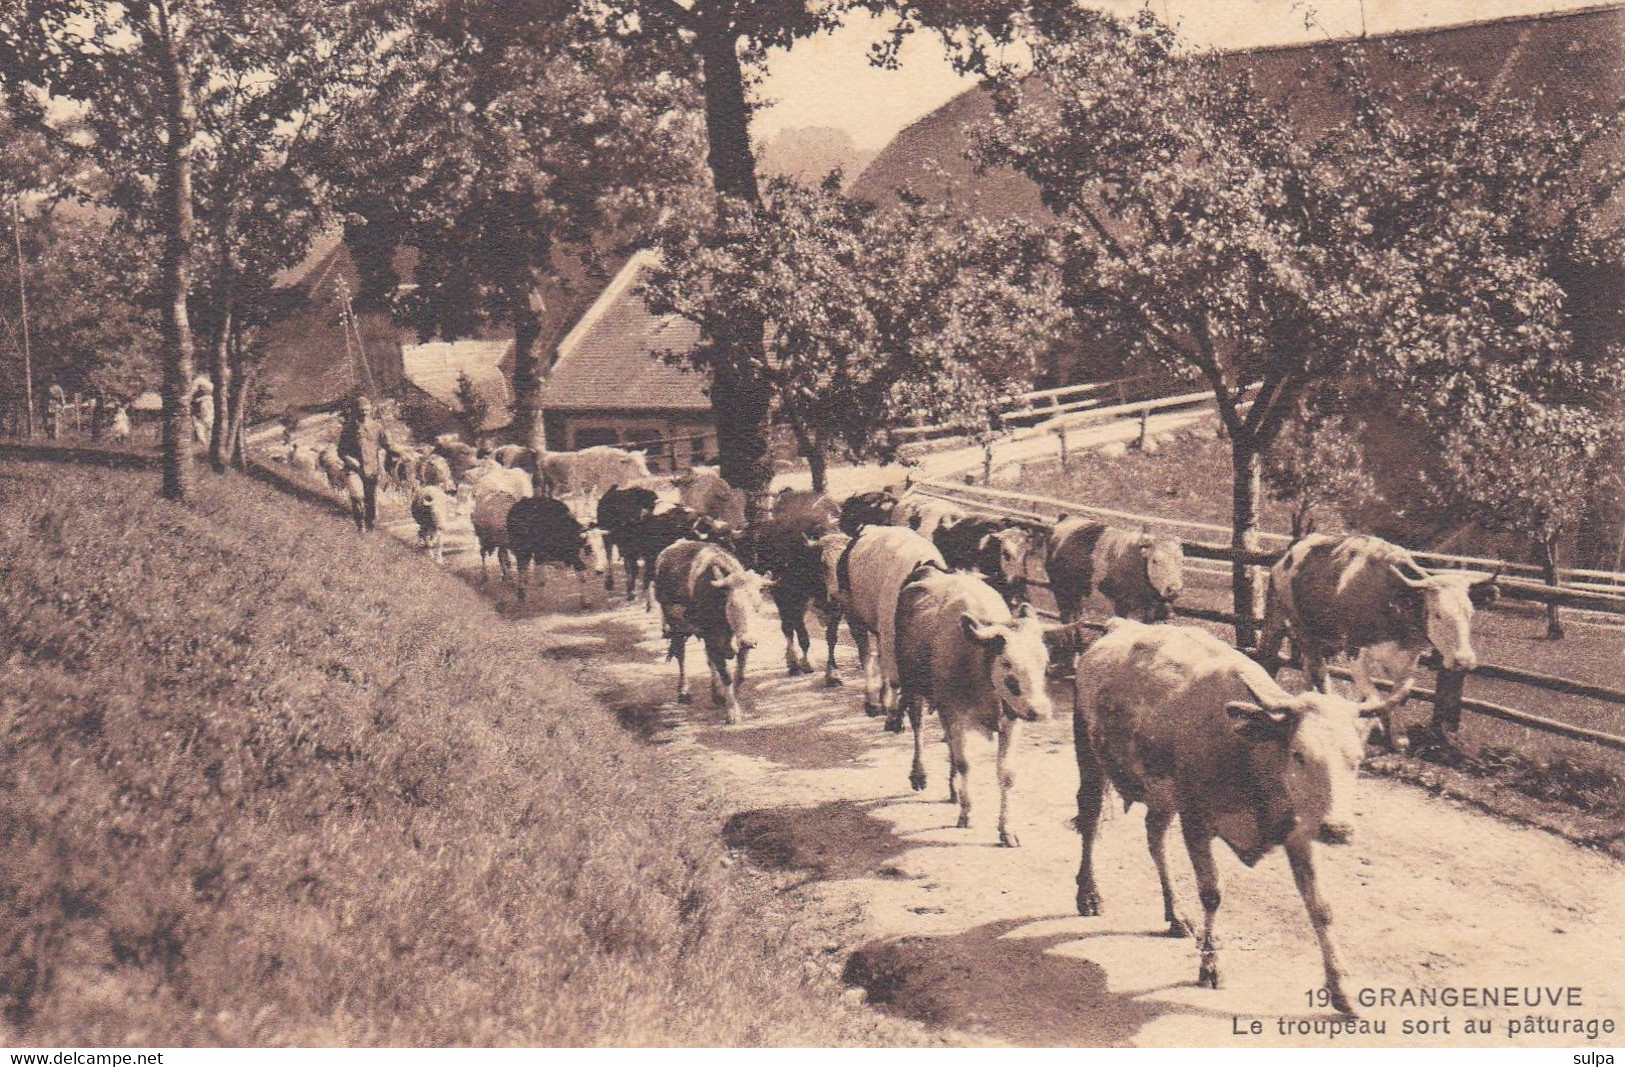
[13,197,34,438]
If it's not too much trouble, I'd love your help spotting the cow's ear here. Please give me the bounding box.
[1226,701,1295,742]
[962,614,1007,650]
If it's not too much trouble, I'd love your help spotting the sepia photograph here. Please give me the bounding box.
[0,0,1621,1050]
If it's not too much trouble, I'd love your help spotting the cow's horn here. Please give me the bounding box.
[1357,677,1415,717]
[1389,564,1431,589]
[1225,701,1293,724]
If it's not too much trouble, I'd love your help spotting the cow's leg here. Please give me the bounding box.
[1256,612,1289,675]
[904,692,927,792]
[948,720,972,829]
[577,567,591,609]
[1147,809,1192,937]
[1075,713,1106,916]
[670,635,692,704]
[1182,822,1223,991]
[778,597,803,676]
[710,646,743,725]
[604,542,618,592]
[479,547,490,583]
[499,547,513,584]
[996,719,1020,848]
[822,608,843,688]
[515,554,531,601]
[855,624,882,717]
[793,607,813,675]
[1304,645,1330,694]
[1286,837,1353,1015]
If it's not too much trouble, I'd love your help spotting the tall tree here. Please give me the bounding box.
[975,10,1623,646]
[1,0,384,493]
[599,0,1031,517]
[325,1,703,451]
[645,176,1064,490]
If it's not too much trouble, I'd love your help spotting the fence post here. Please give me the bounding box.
[1138,405,1150,449]
[1431,666,1466,741]
[1056,425,1069,471]
[983,439,994,485]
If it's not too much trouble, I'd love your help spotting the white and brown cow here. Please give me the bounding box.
[1257,534,1497,748]
[1073,620,1410,1015]
[1045,517,1184,624]
[895,569,1057,846]
[826,525,948,727]
[653,540,770,724]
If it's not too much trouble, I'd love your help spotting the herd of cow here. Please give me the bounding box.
[461,472,1501,1017]
[286,435,1503,1017]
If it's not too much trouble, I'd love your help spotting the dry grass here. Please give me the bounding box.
[0,458,903,1047]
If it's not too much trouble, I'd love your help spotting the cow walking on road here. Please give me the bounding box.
[745,495,844,684]
[895,570,1057,846]
[1072,620,1410,1014]
[505,496,608,606]
[932,515,1036,608]
[653,540,770,724]
[1045,517,1184,624]
[831,525,948,727]
[1257,534,1497,749]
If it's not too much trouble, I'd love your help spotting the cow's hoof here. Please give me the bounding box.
[863,701,882,717]
[824,675,843,689]
[998,831,1020,848]
[883,715,905,734]
[909,771,927,792]
[1198,964,1220,990]
[676,692,693,705]
[956,813,970,830]
[1076,890,1102,917]
[1166,918,1194,939]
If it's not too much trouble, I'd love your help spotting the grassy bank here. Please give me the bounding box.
[0,458,906,1046]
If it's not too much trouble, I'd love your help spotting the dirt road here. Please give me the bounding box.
[521,594,1625,1049]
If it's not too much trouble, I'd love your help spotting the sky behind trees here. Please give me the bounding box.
[755,0,1609,149]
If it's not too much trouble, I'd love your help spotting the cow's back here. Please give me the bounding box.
[1047,518,1107,595]
[1283,535,1422,652]
[654,540,707,624]
[472,492,519,548]
[896,570,1005,712]
[1078,622,1277,819]
[846,526,948,632]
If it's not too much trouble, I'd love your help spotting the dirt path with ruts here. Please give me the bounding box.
[508,588,1625,1048]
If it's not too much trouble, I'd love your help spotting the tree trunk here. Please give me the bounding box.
[1540,533,1565,640]
[209,304,232,472]
[1231,441,1266,650]
[789,417,827,494]
[226,331,252,470]
[155,1,197,501]
[508,281,546,452]
[697,15,772,521]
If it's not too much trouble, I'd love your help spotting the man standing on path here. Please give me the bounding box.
[338,394,393,533]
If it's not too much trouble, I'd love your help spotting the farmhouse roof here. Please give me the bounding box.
[850,3,1625,214]
[401,338,515,430]
[543,250,710,413]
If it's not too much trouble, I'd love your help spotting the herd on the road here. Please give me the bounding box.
[279,440,1502,1017]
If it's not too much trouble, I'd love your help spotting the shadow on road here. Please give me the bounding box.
[843,917,1162,1046]
[723,799,933,881]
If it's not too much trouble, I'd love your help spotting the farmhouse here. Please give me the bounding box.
[540,250,714,466]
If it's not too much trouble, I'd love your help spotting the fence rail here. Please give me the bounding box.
[892,372,1181,442]
[905,476,1625,754]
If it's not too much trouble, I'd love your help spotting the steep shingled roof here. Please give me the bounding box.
[542,250,710,413]
[401,339,515,431]
[851,4,1625,213]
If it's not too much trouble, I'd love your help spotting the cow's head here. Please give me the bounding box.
[710,567,771,655]
[1389,566,1496,672]
[1140,534,1185,611]
[961,602,1055,722]
[1226,675,1411,847]
[978,526,1033,590]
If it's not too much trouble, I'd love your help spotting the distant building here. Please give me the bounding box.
[400,338,515,433]
[541,250,715,466]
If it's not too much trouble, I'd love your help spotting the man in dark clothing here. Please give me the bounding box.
[338,394,393,532]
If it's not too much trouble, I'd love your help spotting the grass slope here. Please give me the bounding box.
[0,458,899,1047]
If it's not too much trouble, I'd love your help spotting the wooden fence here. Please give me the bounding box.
[907,477,1625,754]
[892,372,1185,447]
